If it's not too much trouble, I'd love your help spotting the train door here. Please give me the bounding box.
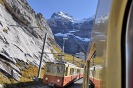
[65,66,68,76]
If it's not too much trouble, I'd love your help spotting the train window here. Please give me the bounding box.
[72,68,74,75]
[57,65,63,74]
[46,64,57,73]
[70,68,74,75]
[46,64,51,72]
[73,69,75,74]
[77,69,80,74]
[46,64,64,74]
[81,69,83,74]
[65,67,68,76]
[74,69,77,74]
[70,68,72,75]
[52,66,57,73]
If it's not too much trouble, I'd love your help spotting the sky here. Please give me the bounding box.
[27,0,98,20]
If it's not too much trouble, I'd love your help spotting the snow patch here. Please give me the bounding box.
[73,15,95,24]
[53,11,75,22]
[54,33,71,37]
[75,36,90,42]
[54,32,90,42]
[69,30,79,33]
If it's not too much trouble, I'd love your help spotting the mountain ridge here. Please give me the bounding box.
[47,11,94,54]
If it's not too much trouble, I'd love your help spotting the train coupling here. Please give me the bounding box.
[48,83,54,87]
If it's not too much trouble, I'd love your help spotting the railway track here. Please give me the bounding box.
[4,78,83,88]
[24,79,83,88]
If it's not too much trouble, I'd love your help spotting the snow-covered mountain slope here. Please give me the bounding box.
[51,11,76,22]
[47,11,94,54]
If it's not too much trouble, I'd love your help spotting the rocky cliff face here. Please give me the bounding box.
[0,0,56,81]
[47,11,94,54]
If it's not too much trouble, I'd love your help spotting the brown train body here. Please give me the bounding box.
[43,62,84,87]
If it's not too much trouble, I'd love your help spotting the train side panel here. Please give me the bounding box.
[63,66,84,86]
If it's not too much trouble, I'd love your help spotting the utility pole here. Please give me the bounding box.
[72,55,74,64]
[62,37,68,53]
[84,52,87,61]
[62,37,68,61]
[62,38,65,55]
[37,33,47,78]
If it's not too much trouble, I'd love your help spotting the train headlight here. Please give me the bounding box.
[45,77,48,80]
[57,79,60,82]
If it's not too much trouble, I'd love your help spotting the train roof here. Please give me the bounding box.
[46,60,80,68]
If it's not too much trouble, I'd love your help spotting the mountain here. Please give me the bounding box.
[47,11,94,54]
[0,0,58,82]
[51,11,76,22]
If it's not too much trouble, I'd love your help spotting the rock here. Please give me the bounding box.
[0,0,56,81]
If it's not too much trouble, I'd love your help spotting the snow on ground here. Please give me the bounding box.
[69,30,79,33]
[55,32,90,42]
[53,11,75,22]
[75,36,90,42]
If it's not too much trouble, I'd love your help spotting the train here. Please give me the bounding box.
[82,0,132,88]
[43,61,84,87]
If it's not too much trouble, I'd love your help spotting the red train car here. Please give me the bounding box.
[43,62,84,87]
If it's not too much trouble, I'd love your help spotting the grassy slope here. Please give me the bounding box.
[0,64,45,85]
[0,72,11,84]
[0,72,17,84]
[52,44,85,67]
[20,65,45,82]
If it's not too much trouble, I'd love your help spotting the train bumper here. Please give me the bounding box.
[43,75,63,87]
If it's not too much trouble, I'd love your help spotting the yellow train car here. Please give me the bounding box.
[43,61,84,87]
[83,0,132,88]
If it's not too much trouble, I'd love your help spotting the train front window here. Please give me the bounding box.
[46,63,64,75]
[57,66,63,74]
[46,64,51,72]
[52,66,57,73]
[46,64,57,73]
